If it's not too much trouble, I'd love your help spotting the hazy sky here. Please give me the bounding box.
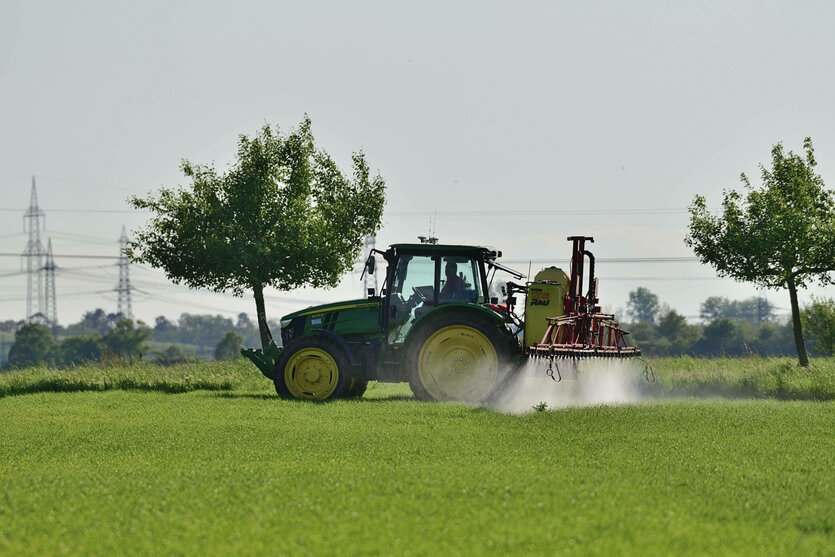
[1,0,834,326]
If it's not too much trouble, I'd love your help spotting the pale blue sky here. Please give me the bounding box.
[1,0,833,325]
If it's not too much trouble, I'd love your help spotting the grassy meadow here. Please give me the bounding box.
[1,358,834,555]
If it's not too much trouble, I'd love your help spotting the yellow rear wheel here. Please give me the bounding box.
[413,323,502,402]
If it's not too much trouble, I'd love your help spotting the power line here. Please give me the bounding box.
[0,252,703,263]
[388,208,693,217]
[0,253,118,259]
[0,206,711,216]
[502,257,700,264]
[0,208,140,214]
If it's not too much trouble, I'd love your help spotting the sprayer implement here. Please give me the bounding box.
[243,236,647,402]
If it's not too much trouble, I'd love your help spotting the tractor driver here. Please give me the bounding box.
[439,260,466,302]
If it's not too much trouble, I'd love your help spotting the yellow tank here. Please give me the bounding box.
[524,267,569,348]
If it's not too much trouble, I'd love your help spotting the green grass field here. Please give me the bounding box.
[1,359,834,555]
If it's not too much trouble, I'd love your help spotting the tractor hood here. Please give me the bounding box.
[280,298,382,322]
[279,297,384,347]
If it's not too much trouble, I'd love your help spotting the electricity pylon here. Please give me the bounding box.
[116,226,133,319]
[43,238,58,325]
[22,177,46,322]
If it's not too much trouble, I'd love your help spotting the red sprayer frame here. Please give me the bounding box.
[530,236,640,359]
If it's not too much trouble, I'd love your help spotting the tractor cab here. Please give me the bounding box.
[375,243,496,345]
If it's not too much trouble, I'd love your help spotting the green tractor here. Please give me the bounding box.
[242,236,641,402]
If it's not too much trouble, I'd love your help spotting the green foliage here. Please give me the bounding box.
[802,297,835,356]
[625,291,795,357]
[152,315,178,342]
[102,319,151,362]
[694,318,741,356]
[150,313,263,355]
[129,117,386,347]
[626,287,660,324]
[177,314,235,346]
[686,137,835,366]
[687,138,835,290]
[64,308,122,337]
[57,335,103,367]
[699,296,774,323]
[214,331,244,361]
[0,376,833,555]
[654,309,700,355]
[8,324,55,368]
[152,344,191,366]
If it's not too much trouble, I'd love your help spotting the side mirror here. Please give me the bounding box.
[367,288,376,297]
[490,297,499,304]
[365,256,376,275]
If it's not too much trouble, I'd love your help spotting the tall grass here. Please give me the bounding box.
[0,359,268,398]
[647,356,835,400]
[2,356,834,400]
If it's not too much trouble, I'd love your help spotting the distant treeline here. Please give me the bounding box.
[1,290,833,369]
[0,309,278,368]
[622,291,834,357]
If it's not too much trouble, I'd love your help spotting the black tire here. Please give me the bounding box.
[274,337,352,401]
[345,378,369,398]
[405,312,517,403]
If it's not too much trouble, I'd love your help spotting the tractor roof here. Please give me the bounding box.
[389,243,500,259]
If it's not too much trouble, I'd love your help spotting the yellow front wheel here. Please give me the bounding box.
[275,339,351,400]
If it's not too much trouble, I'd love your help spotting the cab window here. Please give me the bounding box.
[388,254,436,343]
[439,256,482,304]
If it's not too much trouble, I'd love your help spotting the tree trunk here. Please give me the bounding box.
[253,283,274,349]
[787,277,809,367]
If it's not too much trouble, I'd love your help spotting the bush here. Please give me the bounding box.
[214,331,244,361]
[8,324,55,368]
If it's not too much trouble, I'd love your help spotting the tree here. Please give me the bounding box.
[234,312,260,347]
[235,312,253,332]
[687,138,835,366]
[802,297,835,356]
[102,319,150,362]
[58,335,103,366]
[129,117,386,349]
[65,308,121,336]
[176,314,235,347]
[153,315,178,343]
[694,318,741,356]
[8,323,55,368]
[214,331,244,361]
[626,287,660,325]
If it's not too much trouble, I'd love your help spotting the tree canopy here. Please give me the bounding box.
[129,117,386,347]
[686,137,835,366]
[8,323,54,368]
[626,287,660,325]
[699,296,774,323]
[802,297,835,356]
